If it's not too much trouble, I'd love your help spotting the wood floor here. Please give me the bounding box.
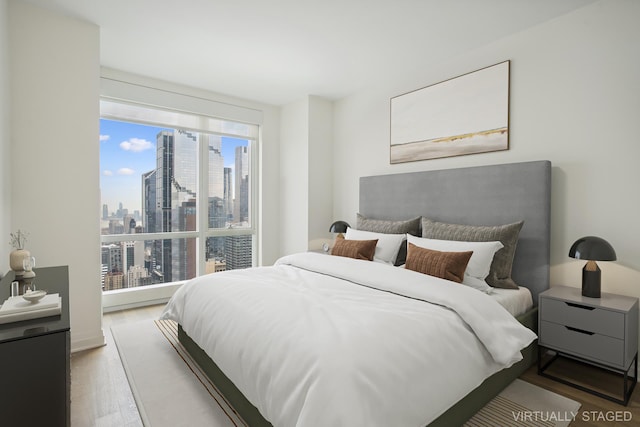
[71,304,640,426]
[521,360,640,426]
[71,304,165,427]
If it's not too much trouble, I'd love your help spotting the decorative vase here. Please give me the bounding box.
[10,248,31,275]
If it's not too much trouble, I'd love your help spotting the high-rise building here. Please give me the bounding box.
[234,145,249,224]
[207,135,226,234]
[225,235,252,270]
[173,198,197,281]
[127,265,152,288]
[100,264,108,290]
[207,135,224,199]
[142,169,157,233]
[102,204,109,219]
[104,272,124,291]
[223,167,233,221]
[207,198,226,259]
[123,215,135,234]
[150,130,199,282]
[101,244,123,274]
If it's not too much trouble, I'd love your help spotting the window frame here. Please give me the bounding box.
[99,78,261,308]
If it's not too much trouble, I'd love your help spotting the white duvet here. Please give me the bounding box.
[161,252,536,427]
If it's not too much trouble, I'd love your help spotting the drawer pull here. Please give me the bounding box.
[565,302,595,311]
[565,326,595,335]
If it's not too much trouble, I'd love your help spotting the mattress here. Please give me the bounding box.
[490,286,533,317]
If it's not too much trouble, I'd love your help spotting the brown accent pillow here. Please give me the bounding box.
[421,218,523,289]
[405,243,473,283]
[331,235,377,261]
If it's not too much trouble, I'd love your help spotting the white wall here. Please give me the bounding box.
[0,0,9,272]
[280,95,333,254]
[8,0,103,351]
[332,0,640,297]
[280,98,309,254]
[307,96,334,250]
[258,103,282,266]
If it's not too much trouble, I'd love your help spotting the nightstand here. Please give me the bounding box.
[538,285,638,405]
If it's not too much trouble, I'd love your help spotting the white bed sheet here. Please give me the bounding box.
[161,253,536,427]
[490,286,533,317]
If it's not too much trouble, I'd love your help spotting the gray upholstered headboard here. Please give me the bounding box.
[359,160,551,304]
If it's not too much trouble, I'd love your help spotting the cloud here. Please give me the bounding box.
[100,134,110,142]
[103,170,113,176]
[120,138,153,152]
[117,168,135,175]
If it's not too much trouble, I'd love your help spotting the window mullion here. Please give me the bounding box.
[198,122,209,276]
[101,231,199,243]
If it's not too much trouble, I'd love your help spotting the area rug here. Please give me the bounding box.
[464,379,580,427]
[112,320,580,427]
[111,319,246,427]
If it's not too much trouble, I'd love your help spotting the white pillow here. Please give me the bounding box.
[406,235,503,293]
[345,228,405,265]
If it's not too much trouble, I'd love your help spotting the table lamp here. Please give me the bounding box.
[324,221,350,252]
[568,236,616,298]
[329,220,350,237]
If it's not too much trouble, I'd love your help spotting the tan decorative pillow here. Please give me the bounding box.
[331,235,377,261]
[405,243,473,283]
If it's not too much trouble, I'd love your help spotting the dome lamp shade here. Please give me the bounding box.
[568,236,616,298]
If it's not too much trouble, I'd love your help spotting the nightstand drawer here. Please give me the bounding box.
[540,320,624,367]
[540,298,624,339]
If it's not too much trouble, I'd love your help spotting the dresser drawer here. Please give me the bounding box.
[539,320,624,367]
[540,298,624,339]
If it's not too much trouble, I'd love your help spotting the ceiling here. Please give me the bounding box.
[22,0,596,106]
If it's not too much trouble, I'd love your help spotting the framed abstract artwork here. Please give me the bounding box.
[390,60,510,164]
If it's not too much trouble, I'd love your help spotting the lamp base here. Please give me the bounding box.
[582,262,601,298]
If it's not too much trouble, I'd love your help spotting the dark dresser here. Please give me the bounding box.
[0,266,70,427]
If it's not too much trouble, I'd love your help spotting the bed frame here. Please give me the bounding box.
[179,160,552,426]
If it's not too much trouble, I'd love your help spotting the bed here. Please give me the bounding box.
[161,160,552,426]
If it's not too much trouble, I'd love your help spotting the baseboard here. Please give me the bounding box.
[102,282,181,312]
[103,298,171,313]
[71,330,106,353]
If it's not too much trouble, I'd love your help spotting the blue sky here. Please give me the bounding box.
[100,119,246,215]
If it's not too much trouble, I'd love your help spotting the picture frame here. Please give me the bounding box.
[390,60,510,164]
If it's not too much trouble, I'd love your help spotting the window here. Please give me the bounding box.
[99,100,258,293]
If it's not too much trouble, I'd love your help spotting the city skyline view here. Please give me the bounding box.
[100,115,254,290]
[100,118,247,216]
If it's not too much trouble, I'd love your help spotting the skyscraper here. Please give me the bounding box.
[234,145,249,224]
[101,244,122,274]
[142,169,156,233]
[223,167,233,221]
[225,235,252,270]
[207,135,224,199]
[147,130,200,282]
